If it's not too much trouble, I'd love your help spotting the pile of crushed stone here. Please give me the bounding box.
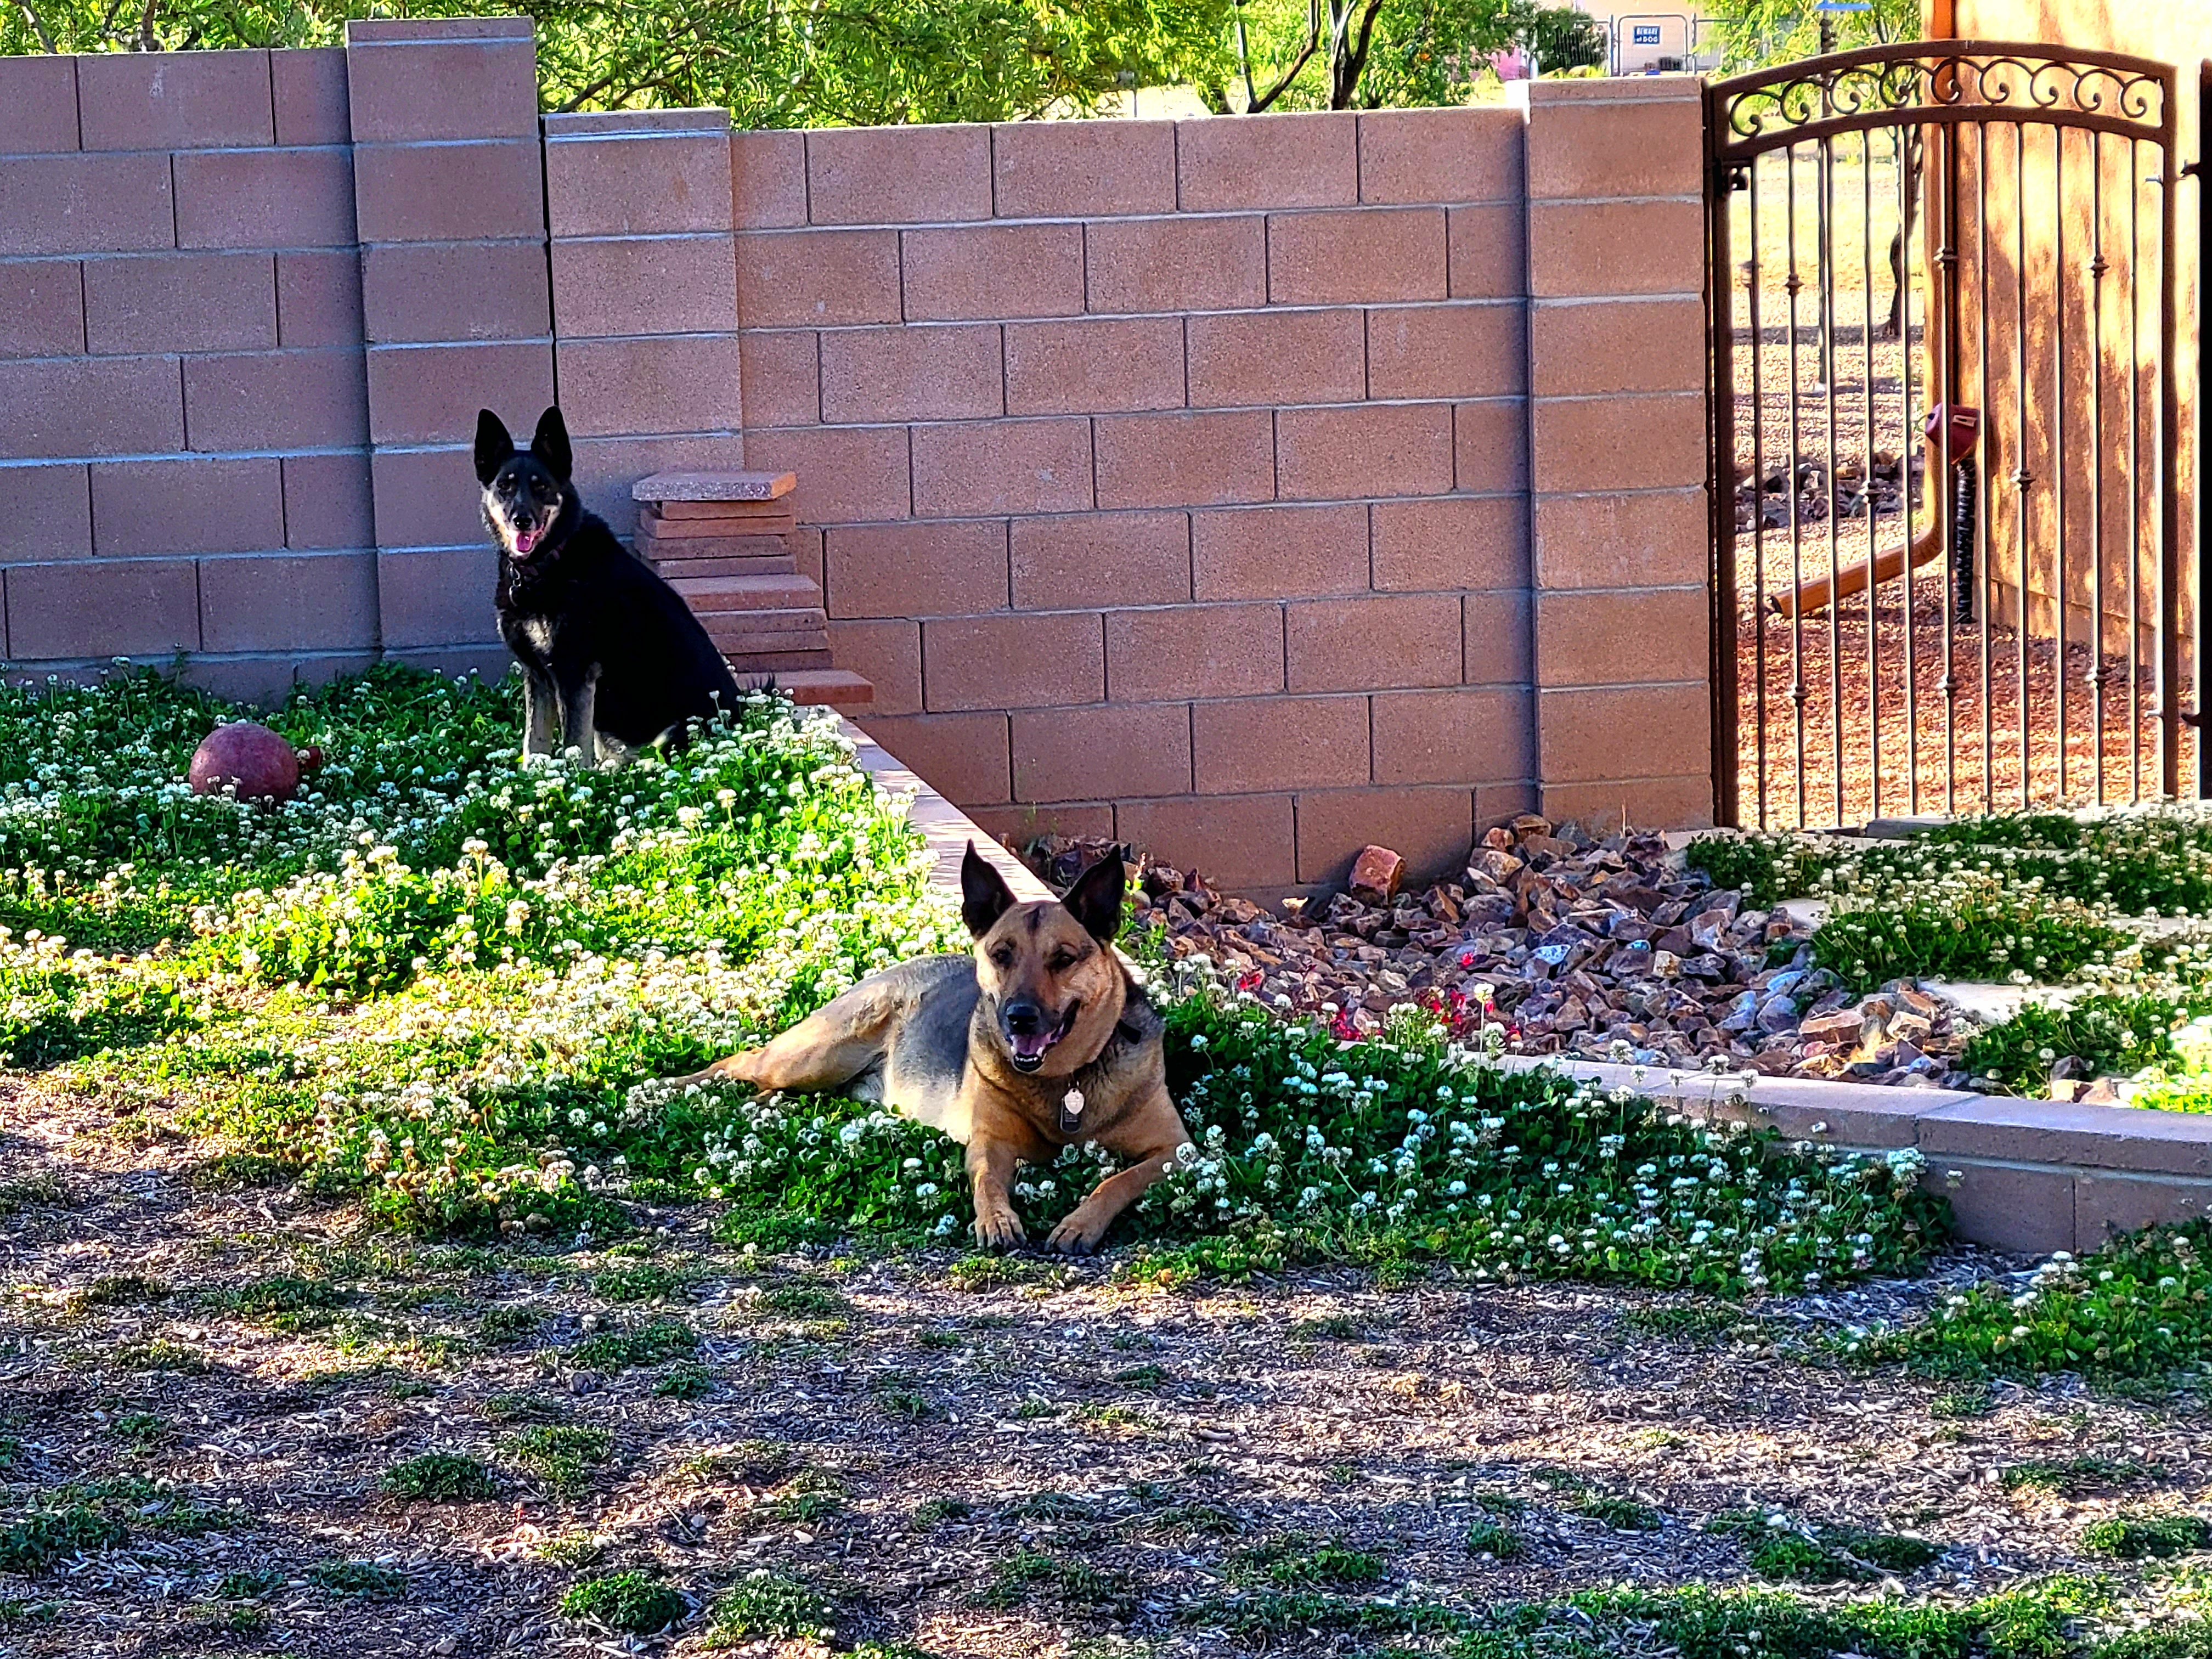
[1019,815,1978,1090]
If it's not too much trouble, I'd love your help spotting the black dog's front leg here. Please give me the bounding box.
[522,666,558,759]
[558,666,600,764]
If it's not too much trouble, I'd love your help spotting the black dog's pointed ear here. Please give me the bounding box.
[1061,844,1126,944]
[473,409,515,485]
[531,405,573,481]
[961,841,1018,940]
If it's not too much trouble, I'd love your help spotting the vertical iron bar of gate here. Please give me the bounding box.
[2015,121,2032,808]
[2054,129,2070,799]
[1900,127,1921,813]
[1939,113,1962,814]
[1787,145,1809,826]
[2089,133,2107,802]
[1976,120,1994,810]
[1706,80,1741,828]
[1864,133,1881,817]
[2128,134,2143,803]
[1824,134,1844,824]
[2164,67,2186,801]
[1748,163,1770,828]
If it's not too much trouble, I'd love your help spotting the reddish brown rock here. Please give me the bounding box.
[1348,845,1406,905]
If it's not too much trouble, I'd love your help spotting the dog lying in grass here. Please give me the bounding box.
[679,844,1192,1252]
[476,405,740,765]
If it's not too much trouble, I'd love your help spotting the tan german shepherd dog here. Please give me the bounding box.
[676,844,1192,1252]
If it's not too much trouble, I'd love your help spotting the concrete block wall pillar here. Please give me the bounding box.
[346,16,550,676]
[544,108,746,540]
[1518,76,1716,833]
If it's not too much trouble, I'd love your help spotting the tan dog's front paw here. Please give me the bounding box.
[1045,1210,1108,1255]
[973,1207,1028,1251]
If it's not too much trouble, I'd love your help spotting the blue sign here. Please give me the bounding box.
[1632,23,1661,43]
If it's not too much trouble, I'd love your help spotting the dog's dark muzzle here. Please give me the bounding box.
[1003,1000,1079,1073]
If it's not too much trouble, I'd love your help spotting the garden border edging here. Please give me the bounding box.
[840,719,2210,1261]
[1501,1057,2212,1258]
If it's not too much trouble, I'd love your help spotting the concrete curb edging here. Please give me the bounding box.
[1500,1057,2212,1257]
[841,716,2212,1260]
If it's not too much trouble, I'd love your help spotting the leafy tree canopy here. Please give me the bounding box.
[1700,0,1921,73]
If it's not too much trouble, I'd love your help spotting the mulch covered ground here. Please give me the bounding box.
[3,1081,2204,1658]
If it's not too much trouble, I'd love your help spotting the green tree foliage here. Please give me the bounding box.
[1227,0,1595,111]
[1701,0,1921,73]
[1,0,1239,124]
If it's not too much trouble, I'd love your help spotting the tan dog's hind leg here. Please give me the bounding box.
[667,984,898,1092]
[1045,1089,1191,1255]
[966,1137,1027,1250]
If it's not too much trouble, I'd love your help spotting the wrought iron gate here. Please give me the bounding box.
[1704,42,2190,828]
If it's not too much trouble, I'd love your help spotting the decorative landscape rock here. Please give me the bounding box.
[188,720,302,803]
[1023,819,1977,1089]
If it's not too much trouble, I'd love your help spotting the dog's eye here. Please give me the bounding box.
[989,947,1014,969]
[1047,951,1077,973]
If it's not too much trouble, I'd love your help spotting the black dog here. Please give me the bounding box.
[475,406,742,764]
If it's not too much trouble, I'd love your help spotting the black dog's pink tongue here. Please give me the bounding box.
[514,527,539,554]
[1011,1030,1053,1061]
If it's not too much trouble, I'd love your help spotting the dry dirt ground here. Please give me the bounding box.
[2,1082,2207,1659]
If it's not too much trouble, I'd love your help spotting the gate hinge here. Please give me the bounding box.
[2182,160,2203,181]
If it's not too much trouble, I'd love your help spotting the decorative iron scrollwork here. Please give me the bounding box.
[1717,44,2168,153]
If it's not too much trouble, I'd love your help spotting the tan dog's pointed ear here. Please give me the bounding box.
[961,841,1018,939]
[1061,844,1125,944]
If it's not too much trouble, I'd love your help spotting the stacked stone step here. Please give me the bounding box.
[631,470,872,710]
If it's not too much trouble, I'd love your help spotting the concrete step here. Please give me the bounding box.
[737,667,874,709]
[670,573,822,613]
[640,505,797,539]
[707,625,832,654]
[635,468,795,504]
[724,646,835,672]
[647,551,799,579]
[637,531,795,561]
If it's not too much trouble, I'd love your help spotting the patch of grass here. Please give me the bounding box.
[1289,1314,1364,1341]
[108,1411,168,1448]
[0,1174,66,1213]
[188,1152,300,1190]
[676,1441,792,1486]
[568,1317,697,1370]
[915,1327,964,1350]
[308,1560,405,1597]
[1931,1384,1994,1419]
[1182,1590,1465,1638]
[875,1385,933,1421]
[113,1338,208,1374]
[1571,1495,1662,1532]
[1713,1513,1941,1583]
[380,1451,495,1502]
[561,1571,687,1634]
[2082,1511,2210,1560]
[705,1570,832,1643]
[912,1497,973,1526]
[1465,1518,1525,1560]
[1617,1304,1746,1343]
[1145,1500,1242,1538]
[2001,1456,2153,1496]
[217,1568,286,1599]
[757,1282,848,1317]
[1229,1534,1387,1590]
[476,1306,542,1347]
[654,1360,714,1398]
[593,1263,681,1302]
[225,1272,344,1328]
[76,1272,168,1307]
[506,1425,613,1498]
[0,1507,127,1572]
[1475,1489,1527,1516]
[481,1391,566,1424]
[978,1547,1132,1614]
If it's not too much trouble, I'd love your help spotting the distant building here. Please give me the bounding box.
[1564,6,1723,75]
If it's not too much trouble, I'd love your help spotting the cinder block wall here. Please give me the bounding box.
[0,44,375,701]
[0,22,1713,894]
[736,109,1539,893]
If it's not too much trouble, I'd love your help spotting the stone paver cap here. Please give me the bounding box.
[633,470,796,503]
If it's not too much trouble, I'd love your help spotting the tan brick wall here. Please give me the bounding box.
[735,104,1566,896]
[0,43,379,700]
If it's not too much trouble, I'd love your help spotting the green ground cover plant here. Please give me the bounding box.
[1688,810,2212,1101]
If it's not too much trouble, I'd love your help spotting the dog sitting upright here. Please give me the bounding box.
[476,405,742,764]
[676,844,1193,1253]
